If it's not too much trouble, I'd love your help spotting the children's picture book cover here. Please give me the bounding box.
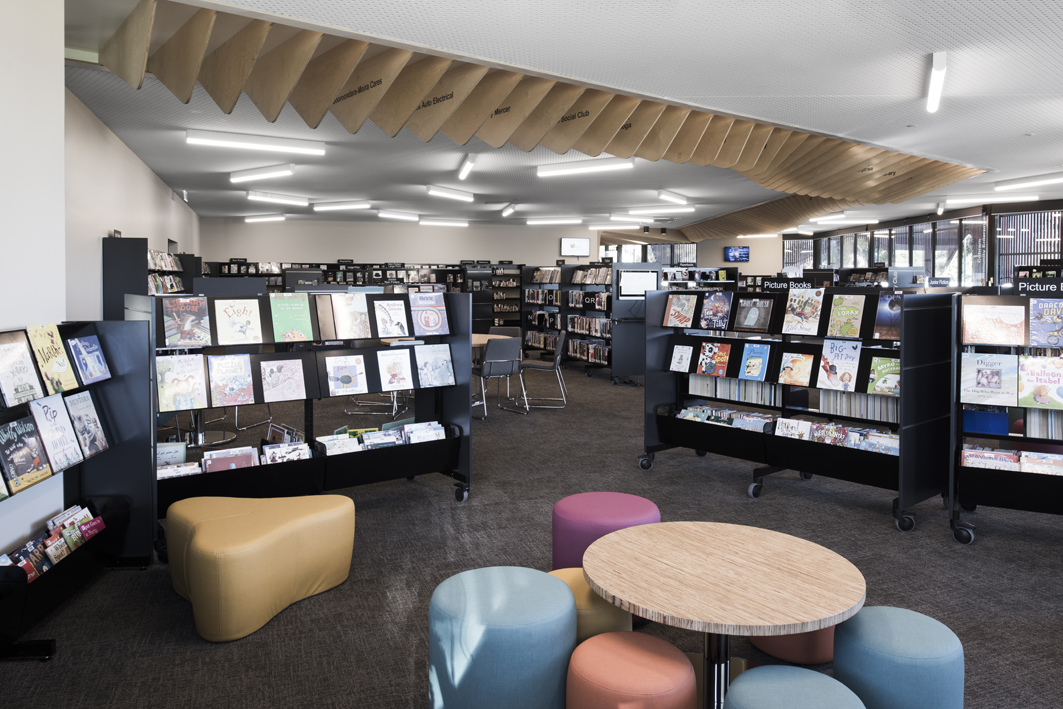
[663,294,698,328]
[826,295,866,338]
[162,297,211,347]
[64,391,109,457]
[774,419,812,440]
[0,331,45,406]
[260,359,308,403]
[818,339,862,391]
[738,343,771,382]
[778,352,815,387]
[699,292,733,330]
[332,293,372,339]
[696,342,731,377]
[29,394,84,472]
[410,293,451,337]
[316,294,338,340]
[810,422,850,446]
[781,289,825,335]
[377,349,414,392]
[67,335,111,385]
[156,355,209,412]
[962,303,1026,346]
[1018,355,1063,410]
[0,416,53,494]
[214,298,264,345]
[207,354,255,407]
[269,293,314,342]
[374,299,410,338]
[867,356,901,397]
[959,353,1018,406]
[873,293,903,340]
[1028,298,1063,347]
[26,324,79,395]
[669,345,693,372]
[325,355,368,397]
[733,297,773,332]
[414,344,456,388]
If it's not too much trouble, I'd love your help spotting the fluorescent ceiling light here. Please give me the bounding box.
[629,206,695,215]
[419,219,468,227]
[781,228,799,234]
[378,210,419,222]
[657,189,687,204]
[245,215,285,223]
[230,163,295,184]
[247,190,308,207]
[587,224,616,230]
[946,194,1039,204]
[458,155,477,180]
[798,231,813,236]
[537,157,634,177]
[527,218,582,225]
[810,213,845,222]
[610,215,649,223]
[736,234,778,239]
[427,185,474,202]
[815,218,880,225]
[998,234,1014,238]
[927,52,946,113]
[313,200,372,212]
[937,203,945,215]
[187,130,325,155]
[994,171,1063,191]
[501,203,516,217]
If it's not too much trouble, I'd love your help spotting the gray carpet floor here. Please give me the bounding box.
[10,370,1063,707]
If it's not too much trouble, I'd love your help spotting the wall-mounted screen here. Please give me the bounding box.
[724,246,750,262]
[617,269,660,300]
[560,237,591,257]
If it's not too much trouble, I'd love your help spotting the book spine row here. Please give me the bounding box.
[571,268,611,285]
[566,315,612,339]
[493,303,519,313]
[819,389,899,423]
[532,268,561,284]
[148,273,184,295]
[525,289,561,305]
[713,376,780,407]
[567,339,611,364]
[525,331,558,352]
[1025,408,1063,439]
[529,311,563,329]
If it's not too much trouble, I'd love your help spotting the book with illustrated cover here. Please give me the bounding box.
[0,331,45,406]
[27,324,79,395]
[696,342,731,377]
[207,354,255,407]
[1018,355,1063,410]
[316,295,338,340]
[669,345,693,373]
[214,299,264,345]
[962,303,1026,346]
[778,352,815,387]
[873,293,903,340]
[733,297,773,332]
[663,294,698,328]
[269,293,314,342]
[826,295,866,338]
[810,422,849,446]
[699,292,732,330]
[818,339,862,391]
[64,391,109,458]
[29,394,84,472]
[738,343,771,382]
[67,335,111,384]
[414,344,456,388]
[325,355,368,397]
[332,293,372,339]
[374,299,410,338]
[0,417,52,494]
[410,292,451,337]
[781,289,825,335]
[377,349,414,391]
[260,359,307,403]
[161,297,211,347]
[867,356,900,397]
[1028,298,1063,347]
[774,419,812,440]
[961,449,1019,470]
[156,355,209,412]
[960,353,1018,406]
[10,532,53,579]
[44,534,70,565]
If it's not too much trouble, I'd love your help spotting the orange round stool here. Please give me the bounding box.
[567,631,696,709]
[750,627,834,665]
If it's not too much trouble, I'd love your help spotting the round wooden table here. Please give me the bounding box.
[583,522,866,709]
[470,333,512,347]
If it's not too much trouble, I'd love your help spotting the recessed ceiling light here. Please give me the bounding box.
[230,163,295,184]
[313,201,372,212]
[629,206,695,215]
[501,203,516,217]
[419,218,468,227]
[927,51,946,113]
[245,215,285,223]
[946,194,1039,204]
[657,189,687,205]
[247,190,308,207]
[427,185,474,202]
[458,155,477,180]
[736,234,778,239]
[527,218,582,225]
[994,171,1063,191]
[537,157,635,177]
[378,210,419,222]
[187,130,325,155]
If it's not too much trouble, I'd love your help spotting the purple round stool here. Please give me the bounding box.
[552,492,661,570]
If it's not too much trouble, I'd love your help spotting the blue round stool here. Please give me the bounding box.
[724,665,865,709]
[428,566,576,708]
[833,606,964,709]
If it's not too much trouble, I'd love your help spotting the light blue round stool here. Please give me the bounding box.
[833,606,964,709]
[724,665,866,709]
[428,566,576,708]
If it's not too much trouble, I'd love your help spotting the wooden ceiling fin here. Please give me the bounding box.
[146,8,215,103]
[197,19,272,114]
[405,63,490,142]
[818,154,926,200]
[99,0,157,89]
[841,157,934,202]
[369,56,453,137]
[603,101,667,158]
[777,144,883,195]
[709,120,757,168]
[732,124,775,172]
[742,129,793,176]
[763,139,854,191]
[662,112,713,164]
[539,90,616,155]
[687,116,735,166]
[244,29,323,123]
[754,131,811,180]
[756,134,826,183]
[633,106,691,161]
[288,39,369,129]
[806,150,914,198]
[571,95,641,157]
[329,48,413,134]
[507,83,586,152]
[473,77,556,148]
[439,70,523,145]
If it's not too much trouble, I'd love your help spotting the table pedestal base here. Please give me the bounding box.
[706,633,730,709]
[685,652,746,709]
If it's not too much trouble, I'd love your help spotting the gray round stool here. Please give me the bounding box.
[724,665,865,708]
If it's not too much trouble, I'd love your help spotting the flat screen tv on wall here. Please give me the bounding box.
[724,246,750,262]
[560,238,591,257]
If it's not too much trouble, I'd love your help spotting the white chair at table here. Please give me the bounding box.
[473,337,527,417]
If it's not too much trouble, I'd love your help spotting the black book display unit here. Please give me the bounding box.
[566,264,614,380]
[522,265,571,358]
[642,286,956,531]
[661,266,738,291]
[102,238,198,319]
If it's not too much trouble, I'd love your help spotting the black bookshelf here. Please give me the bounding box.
[522,265,568,358]
[661,266,738,292]
[565,264,613,380]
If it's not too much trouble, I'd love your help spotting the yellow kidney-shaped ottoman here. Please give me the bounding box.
[167,495,355,642]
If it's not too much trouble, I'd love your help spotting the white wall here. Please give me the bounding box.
[697,236,782,276]
[65,89,201,321]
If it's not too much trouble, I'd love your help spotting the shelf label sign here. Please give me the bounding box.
[762,278,812,291]
[1016,277,1062,294]
[927,277,951,287]
[556,259,566,266]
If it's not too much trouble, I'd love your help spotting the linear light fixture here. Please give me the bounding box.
[501,203,516,217]
[815,219,880,225]
[313,200,372,212]
[527,218,582,225]
[458,155,477,180]
[937,202,945,215]
[610,215,649,223]
[587,224,615,230]
[994,171,1063,192]
[629,206,695,215]
[798,230,813,236]
[427,184,474,202]
[230,163,295,184]
[737,234,778,239]
[420,218,468,227]
[245,215,285,223]
[247,190,308,207]
[657,189,688,204]
[187,130,325,155]
[946,194,1039,204]
[378,210,419,222]
[810,213,845,222]
[927,52,946,113]
[537,157,635,177]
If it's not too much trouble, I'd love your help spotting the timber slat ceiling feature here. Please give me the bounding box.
[678,195,860,241]
[603,101,668,159]
[474,76,555,148]
[570,94,641,157]
[539,89,616,155]
[368,55,453,137]
[438,69,523,145]
[196,19,271,114]
[243,29,323,123]
[633,106,691,162]
[329,47,413,134]
[99,0,157,90]
[287,39,369,129]
[405,63,490,142]
[145,8,215,104]
[507,82,586,151]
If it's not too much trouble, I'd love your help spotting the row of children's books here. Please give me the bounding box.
[1025,409,1063,439]
[568,291,610,310]
[961,446,1063,475]
[0,505,105,582]
[819,389,901,423]
[567,315,611,339]
[675,406,776,432]
[525,331,560,352]
[774,419,900,455]
[689,374,781,407]
[961,298,1062,348]
[662,268,729,283]
[531,267,562,284]
[959,352,1063,410]
[571,268,611,285]
[316,421,447,456]
[148,273,184,295]
[525,289,562,305]
[567,340,610,364]
[148,250,183,272]
[0,325,111,408]
[529,311,564,329]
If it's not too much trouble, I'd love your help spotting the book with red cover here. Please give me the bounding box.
[78,515,106,541]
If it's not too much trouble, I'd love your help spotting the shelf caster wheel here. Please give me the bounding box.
[960,501,978,513]
[562,364,569,370]
[800,471,813,481]
[406,476,418,481]
[895,515,915,532]
[612,376,620,386]
[586,370,593,378]
[953,527,974,545]
[454,485,468,503]
[638,455,654,472]
[695,450,707,457]
[748,482,763,499]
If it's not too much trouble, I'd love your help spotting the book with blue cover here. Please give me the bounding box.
[1029,298,1063,347]
[738,343,771,382]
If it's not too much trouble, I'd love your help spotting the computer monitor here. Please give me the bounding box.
[617,269,660,300]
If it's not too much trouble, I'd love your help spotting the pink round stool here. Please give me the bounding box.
[552,492,660,570]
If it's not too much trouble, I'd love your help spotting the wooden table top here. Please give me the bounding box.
[470,333,514,346]
[583,522,866,637]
